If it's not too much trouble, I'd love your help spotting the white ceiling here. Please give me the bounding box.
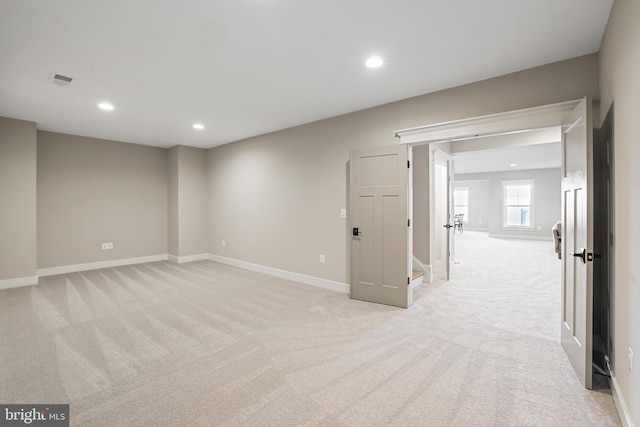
[454,142,562,175]
[449,126,562,174]
[0,1,613,149]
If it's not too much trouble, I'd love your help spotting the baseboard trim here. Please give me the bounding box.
[488,233,552,241]
[611,375,634,427]
[424,265,434,283]
[207,254,348,293]
[37,254,169,277]
[0,276,38,290]
[168,253,207,264]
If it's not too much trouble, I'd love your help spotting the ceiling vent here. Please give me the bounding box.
[48,72,73,87]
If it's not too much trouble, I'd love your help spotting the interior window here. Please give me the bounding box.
[502,180,533,228]
[454,187,469,222]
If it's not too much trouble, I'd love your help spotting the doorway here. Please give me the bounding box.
[397,98,614,390]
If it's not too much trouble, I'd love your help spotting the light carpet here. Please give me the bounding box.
[0,232,621,426]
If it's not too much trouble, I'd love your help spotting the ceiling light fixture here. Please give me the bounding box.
[193,123,205,130]
[365,56,383,68]
[98,102,114,111]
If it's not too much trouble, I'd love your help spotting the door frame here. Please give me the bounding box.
[592,104,614,378]
[396,100,584,286]
[394,99,598,388]
[395,100,583,145]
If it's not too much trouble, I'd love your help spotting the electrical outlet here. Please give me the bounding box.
[320,254,325,264]
[222,240,226,247]
[101,242,113,250]
[630,348,634,376]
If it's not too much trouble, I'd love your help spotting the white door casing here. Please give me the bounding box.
[561,97,594,389]
[350,145,411,308]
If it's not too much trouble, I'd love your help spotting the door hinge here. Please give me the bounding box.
[408,219,411,227]
[407,160,410,168]
[407,277,410,285]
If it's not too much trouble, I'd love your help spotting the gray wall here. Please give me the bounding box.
[599,0,640,420]
[171,145,208,258]
[37,131,168,268]
[206,54,598,284]
[168,146,180,256]
[455,168,561,240]
[412,145,429,265]
[0,54,599,284]
[206,125,352,282]
[0,118,37,283]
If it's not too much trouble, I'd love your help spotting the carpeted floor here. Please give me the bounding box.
[0,232,621,426]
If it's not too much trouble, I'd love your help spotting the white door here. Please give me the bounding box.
[433,150,455,280]
[561,97,594,389]
[350,145,411,308]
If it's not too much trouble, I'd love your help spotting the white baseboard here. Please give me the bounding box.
[34,253,348,296]
[207,254,348,294]
[423,265,434,283]
[168,253,207,264]
[37,254,169,277]
[611,375,635,427]
[0,275,38,290]
[488,233,552,241]
[464,227,489,232]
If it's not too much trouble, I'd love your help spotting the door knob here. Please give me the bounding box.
[571,248,586,264]
[352,227,362,236]
[443,224,453,229]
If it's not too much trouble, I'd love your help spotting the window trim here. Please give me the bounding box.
[501,179,534,229]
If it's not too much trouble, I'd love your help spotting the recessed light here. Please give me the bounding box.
[98,102,114,111]
[193,123,205,130]
[510,163,518,167]
[365,56,383,68]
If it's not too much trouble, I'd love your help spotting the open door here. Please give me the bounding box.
[561,97,594,389]
[350,145,411,308]
[433,150,455,281]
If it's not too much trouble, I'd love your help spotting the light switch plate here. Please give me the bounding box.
[340,208,346,218]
